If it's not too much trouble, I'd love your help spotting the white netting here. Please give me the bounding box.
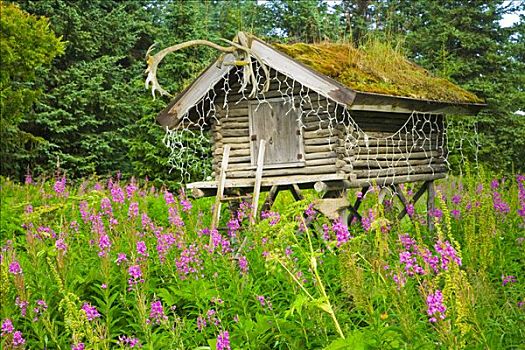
[163,59,478,185]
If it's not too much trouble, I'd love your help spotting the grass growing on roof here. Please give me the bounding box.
[273,39,482,104]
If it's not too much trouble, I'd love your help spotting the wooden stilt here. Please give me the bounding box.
[261,185,280,213]
[250,140,266,225]
[211,145,230,230]
[347,186,369,224]
[291,183,304,201]
[427,180,435,232]
[397,181,428,220]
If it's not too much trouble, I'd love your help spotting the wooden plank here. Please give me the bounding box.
[305,151,337,160]
[187,174,347,189]
[353,158,445,168]
[291,184,304,201]
[211,145,231,230]
[261,185,280,213]
[354,151,441,161]
[250,140,266,225]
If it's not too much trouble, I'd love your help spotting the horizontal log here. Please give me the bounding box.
[305,144,336,153]
[348,173,447,187]
[220,129,249,137]
[305,158,337,167]
[226,164,336,178]
[305,151,337,160]
[213,142,250,151]
[352,158,445,168]
[214,148,250,157]
[355,151,441,161]
[214,136,250,144]
[355,145,440,154]
[217,115,249,123]
[216,155,251,164]
[304,129,340,139]
[213,121,249,129]
[304,136,339,145]
[354,164,447,178]
[216,107,249,118]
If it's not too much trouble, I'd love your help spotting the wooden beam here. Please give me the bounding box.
[261,185,280,213]
[212,145,231,230]
[427,180,436,232]
[250,140,266,225]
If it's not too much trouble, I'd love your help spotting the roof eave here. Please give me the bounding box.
[350,91,487,115]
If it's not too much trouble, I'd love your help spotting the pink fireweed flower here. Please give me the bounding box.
[148,300,167,324]
[257,295,266,307]
[164,191,176,205]
[81,303,101,321]
[168,207,185,227]
[238,256,249,275]
[9,261,22,275]
[426,289,446,322]
[502,275,517,286]
[217,330,231,350]
[206,309,220,325]
[452,194,461,205]
[197,315,206,331]
[434,240,462,270]
[490,179,499,190]
[15,297,28,317]
[128,202,139,219]
[110,182,125,203]
[392,273,406,289]
[24,174,33,185]
[332,217,351,246]
[305,204,316,219]
[98,234,111,257]
[322,224,331,240]
[227,218,240,238]
[175,245,204,278]
[136,241,149,258]
[116,253,128,265]
[56,238,68,253]
[285,247,293,256]
[33,299,48,321]
[141,213,155,231]
[79,201,90,223]
[451,209,460,219]
[118,335,142,348]
[492,191,510,214]
[128,265,144,287]
[261,211,280,225]
[126,181,138,199]
[180,199,192,212]
[399,251,425,276]
[1,319,14,335]
[25,204,33,214]
[361,209,375,231]
[54,176,67,196]
[72,343,85,350]
[100,197,113,217]
[406,203,415,217]
[429,208,443,220]
[422,249,440,274]
[399,234,417,250]
[13,330,25,346]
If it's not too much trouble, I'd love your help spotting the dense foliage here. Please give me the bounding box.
[0,0,523,183]
[0,1,64,178]
[1,172,524,349]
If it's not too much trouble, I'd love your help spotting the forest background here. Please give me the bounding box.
[1,0,524,184]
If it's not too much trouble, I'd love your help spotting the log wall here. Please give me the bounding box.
[209,69,448,187]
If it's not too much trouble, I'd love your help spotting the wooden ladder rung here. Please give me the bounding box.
[221,195,252,202]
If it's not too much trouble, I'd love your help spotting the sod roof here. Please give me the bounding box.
[272,41,482,104]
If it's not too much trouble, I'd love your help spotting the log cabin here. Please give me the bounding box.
[153,32,485,226]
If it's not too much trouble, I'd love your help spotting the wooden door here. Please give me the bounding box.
[249,98,304,168]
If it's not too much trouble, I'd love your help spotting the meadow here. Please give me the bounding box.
[1,171,524,349]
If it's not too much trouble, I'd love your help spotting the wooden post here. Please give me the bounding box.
[427,180,435,232]
[261,185,280,214]
[250,140,266,225]
[211,145,230,230]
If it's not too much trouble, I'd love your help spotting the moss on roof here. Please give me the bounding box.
[273,41,482,104]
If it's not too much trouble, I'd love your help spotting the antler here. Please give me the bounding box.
[145,38,270,99]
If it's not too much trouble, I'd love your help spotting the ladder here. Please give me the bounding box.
[211,140,266,229]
